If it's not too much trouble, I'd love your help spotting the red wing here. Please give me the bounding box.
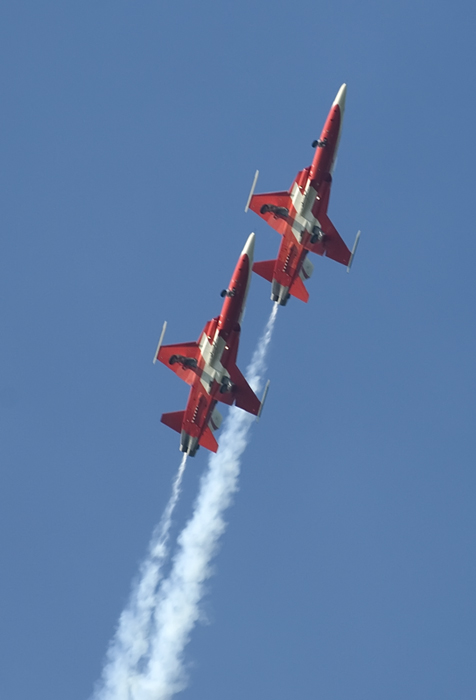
[215,388,235,406]
[307,215,351,266]
[157,342,200,385]
[228,364,261,416]
[248,191,291,235]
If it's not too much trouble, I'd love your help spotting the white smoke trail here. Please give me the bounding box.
[91,303,278,700]
[93,454,188,700]
[136,303,278,700]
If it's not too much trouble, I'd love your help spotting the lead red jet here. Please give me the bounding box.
[246,83,360,306]
[154,233,268,457]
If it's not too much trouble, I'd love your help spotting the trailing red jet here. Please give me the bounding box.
[246,83,360,305]
[154,233,268,457]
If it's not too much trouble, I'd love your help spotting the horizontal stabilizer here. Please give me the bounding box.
[161,410,185,435]
[253,259,276,284]
[158,341,200,385]
[198,426,219,453]
[227,364,261,416]
[289,275,309,303]
[249,191,291,235]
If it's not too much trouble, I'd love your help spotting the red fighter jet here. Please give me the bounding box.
[245,83,360,306]
[153,233,268,457]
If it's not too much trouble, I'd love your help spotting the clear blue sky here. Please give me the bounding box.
[1,1,475,699]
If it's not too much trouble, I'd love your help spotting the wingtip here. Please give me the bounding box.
[245,170,259,212]
[347,230,361,272]
[153,321,167,363]
[256,379,270,421]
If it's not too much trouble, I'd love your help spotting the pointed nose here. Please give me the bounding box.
[241,232,255,264]
[332,83,347,114]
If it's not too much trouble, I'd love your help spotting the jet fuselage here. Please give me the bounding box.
[158,234,259,456]
[249,84,352,305]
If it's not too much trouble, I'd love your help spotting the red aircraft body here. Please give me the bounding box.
[154,233,265,457]
[246,83,359,305]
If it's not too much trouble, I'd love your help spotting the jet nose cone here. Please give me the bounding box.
[241,232,255,264]
[333,83,347,113]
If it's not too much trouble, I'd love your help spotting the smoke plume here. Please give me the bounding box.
[92,303,278,700]
[93,455,188,700]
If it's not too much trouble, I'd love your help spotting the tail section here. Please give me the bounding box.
[254,258,310,303]
[162,407,222,454]
[252,259,276,284]
[161,410,185,434]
